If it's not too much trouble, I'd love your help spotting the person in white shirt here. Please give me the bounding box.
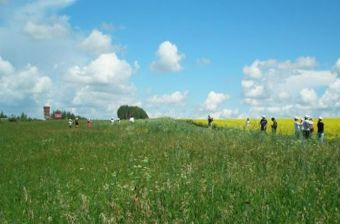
[245,118,250,129]
[129,117,135,123]
[68,119,73,128]
[294,117,301,138]
[302,115,311,139]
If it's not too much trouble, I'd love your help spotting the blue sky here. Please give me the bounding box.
[1,0,340,119]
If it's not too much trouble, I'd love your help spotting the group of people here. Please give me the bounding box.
[258,115,324,143]
[68,117,92,128]
[110,116,135,125]
[208,115,325,143]
[258,116,278,134]
[294,116,324,143]
[110,117,121,125]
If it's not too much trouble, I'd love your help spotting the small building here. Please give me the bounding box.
[43,106,50,120]
[54,112,62,119]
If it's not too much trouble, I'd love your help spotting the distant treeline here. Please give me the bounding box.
[0,111,35,122]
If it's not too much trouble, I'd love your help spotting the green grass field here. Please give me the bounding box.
[1,119,340,223]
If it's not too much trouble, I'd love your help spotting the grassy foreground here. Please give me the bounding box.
[1,119,340,223]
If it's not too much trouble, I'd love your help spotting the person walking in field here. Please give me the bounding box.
[68,118,73,128]
[302,116,311,139]
[208,115,214,128]
[129,116,135,123]
[317,117,324,144]
[87,118,92,128]
[294,117,302,138]
[75,117,79,128]
[245,117,250,129]
[260,116,267,132]
[271,117,278,134]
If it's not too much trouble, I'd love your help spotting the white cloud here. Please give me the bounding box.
[80,29,113,55]
[67,53,132,84]
[243,83,265,98]
[64,53,138,118]
[335,58,340,75]
[100,22,125,32]
[0,56,52,106]
[0,1,139,118]
[150,41,184,73]
[319,79,340,109]
[243,57,317,80]
[203,91,229,111]
[20,0,76,14]
[300,88,318,104]
[148,91,188,105]
[210,108,239,118]
[243,60,262,79]
[242,57,340,116]
[0,56,14,74]
[196,57,211,65]
[24,19,69,40]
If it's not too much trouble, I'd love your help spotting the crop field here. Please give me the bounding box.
[192,118,340,139]
[1,119,340,223]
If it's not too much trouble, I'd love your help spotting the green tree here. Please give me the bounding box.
[117,105,148,120]
[0,111,7,118]
[20,112,28,121]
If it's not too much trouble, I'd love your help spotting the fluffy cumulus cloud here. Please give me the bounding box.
[64,53,139,117]
[0,1,137,118]
[0,56,52,107]
[67,53,133,84]
[23,18,70,40]
[150,41,184,73]
[335,58,340,74]
[80,29,114,55]
[242,57,340,117]
[197,91,238,118]
[203,91,229,111]
[210,109,240,119]
[147,91,188,105]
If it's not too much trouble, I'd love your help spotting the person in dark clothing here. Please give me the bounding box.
[260,116,267,132]
[271,117,278,134]
[208,115,213,128]
[317,117,324,144]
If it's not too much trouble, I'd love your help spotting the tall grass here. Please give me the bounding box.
[0,119,340,223]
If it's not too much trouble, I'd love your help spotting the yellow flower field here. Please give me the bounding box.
[192,118,340,139]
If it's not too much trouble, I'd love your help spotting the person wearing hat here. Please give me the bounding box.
[302,115,311,139]
[245,117,251,130]
[294,117,302,139]
[68,118,73,128]
[208,115,214,128]
[75,117,79,128]
[317,117,325,144]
